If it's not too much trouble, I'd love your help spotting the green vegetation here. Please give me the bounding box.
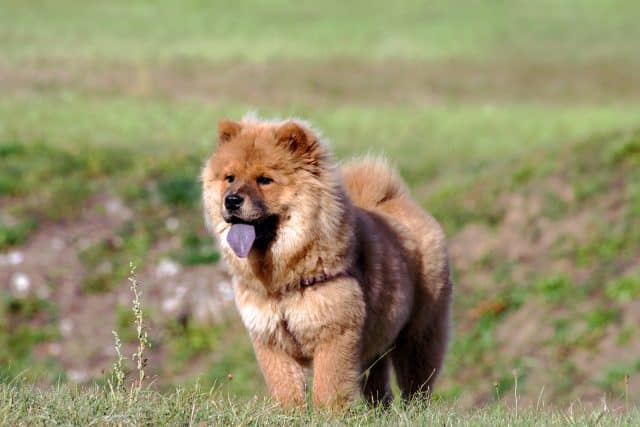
[78,225,152,293]
[0,294,61,381]
[2,381,639,426]
[2,0,640,63]
[1,0,639,421]
[0,218,37,251]
[172,232,220,266]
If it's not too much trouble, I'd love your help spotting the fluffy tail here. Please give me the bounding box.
[341,156,408,210]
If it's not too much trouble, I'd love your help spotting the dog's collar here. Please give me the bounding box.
[299,270,349,288]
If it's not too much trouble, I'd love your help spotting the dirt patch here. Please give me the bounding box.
[446,157,638,406]
[1,58,639,105]
[450,181,607,287]
[1,194,232,382]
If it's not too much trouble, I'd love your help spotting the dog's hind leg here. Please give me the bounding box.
[391,281,451,401]
[361,355,392,406]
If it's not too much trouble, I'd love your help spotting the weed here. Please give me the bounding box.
[595,361,640,397]
[575,307,620,348]
[605,275,640,302]
[535,275,576,303]
[616,326,635,346]
[609,132,640,165]
[0,218,38,250]
[108,331,126,395]
[0,292,60,382]
[107,263,150,402]
[172,232,220,265]
[129,262,150,392]
[512,165,535,185]
[4,294,56,320]
[575,230,629,268]
[584,308,619,331]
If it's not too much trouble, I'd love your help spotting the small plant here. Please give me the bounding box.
[0,294,59,377]
[107,262,151,402]
[0,218,38,250]
[609,133,640,165]
[108,330,126,396]
[605,275,640,302]
[535,275,575,303]
[129,262,150,394]
[594,361,640,397]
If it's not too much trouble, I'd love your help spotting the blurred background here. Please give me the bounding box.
[1,0,639,408]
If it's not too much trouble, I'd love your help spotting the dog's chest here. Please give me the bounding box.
[235,290,329,353]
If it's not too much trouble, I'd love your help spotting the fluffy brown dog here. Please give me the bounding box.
[201,115,452,409]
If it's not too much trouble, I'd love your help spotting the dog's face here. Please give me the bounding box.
[202,118,326,250]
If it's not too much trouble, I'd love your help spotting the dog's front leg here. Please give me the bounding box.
[311,328,361,410]
[253,340,307,408]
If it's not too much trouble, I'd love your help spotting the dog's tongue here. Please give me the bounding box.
[227,223,256,258]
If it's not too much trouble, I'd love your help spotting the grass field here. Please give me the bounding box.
[1,0,640,424]
[3,0,640,63]
[2,381,639,426]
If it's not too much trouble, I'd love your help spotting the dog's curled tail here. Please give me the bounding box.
[341,156,408,210]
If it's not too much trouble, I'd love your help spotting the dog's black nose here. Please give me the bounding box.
[224,193,244,211]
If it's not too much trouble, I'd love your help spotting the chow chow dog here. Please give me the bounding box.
[201,114,452,409]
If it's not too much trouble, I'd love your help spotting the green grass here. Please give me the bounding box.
[0,294,62,382]
[2,0,640,63]
[3,94,640,183]
[1,381,638,426]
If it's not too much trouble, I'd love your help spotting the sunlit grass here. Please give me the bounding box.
[2,0,640,63]
[1,380,638,426]
[2,93,640,184]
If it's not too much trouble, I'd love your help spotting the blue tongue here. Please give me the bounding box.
[227,223,256,258]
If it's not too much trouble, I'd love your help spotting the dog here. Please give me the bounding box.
[202,114,452,409]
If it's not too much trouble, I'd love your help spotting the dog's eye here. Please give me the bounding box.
[257,176,273,186]
[224,175,235,183]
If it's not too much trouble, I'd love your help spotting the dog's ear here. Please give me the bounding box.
[275,121,315,153]
[218,119,242,144]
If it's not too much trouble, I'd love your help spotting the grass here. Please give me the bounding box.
[3,95,640,184]
[0,294,61,381]
[2,0,640,63]
[1,381,639,426]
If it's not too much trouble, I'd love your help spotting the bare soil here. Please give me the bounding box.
[1,194,233,382]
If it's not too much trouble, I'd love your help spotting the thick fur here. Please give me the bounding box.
[201,115,452,409]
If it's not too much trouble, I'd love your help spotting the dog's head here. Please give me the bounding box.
[202,116,334,257]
